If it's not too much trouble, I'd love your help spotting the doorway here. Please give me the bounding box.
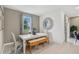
[65,16,79,44]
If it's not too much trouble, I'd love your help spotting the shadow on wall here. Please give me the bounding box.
[47,32,53,44]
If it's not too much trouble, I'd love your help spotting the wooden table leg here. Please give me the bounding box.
[23,40,26,54]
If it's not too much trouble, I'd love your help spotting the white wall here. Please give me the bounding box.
[40,11,65,43]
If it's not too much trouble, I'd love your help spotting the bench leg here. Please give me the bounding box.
[29,46,32,54]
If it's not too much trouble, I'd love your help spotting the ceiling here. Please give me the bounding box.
[4,5,79,17]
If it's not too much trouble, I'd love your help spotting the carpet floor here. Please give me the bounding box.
[26,42,79,54]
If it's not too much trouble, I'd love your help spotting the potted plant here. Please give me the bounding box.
[70,25,77,37]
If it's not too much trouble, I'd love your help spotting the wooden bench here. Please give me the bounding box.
[26,37,49,53]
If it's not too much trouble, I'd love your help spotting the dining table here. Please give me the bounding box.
[19,33,48,54]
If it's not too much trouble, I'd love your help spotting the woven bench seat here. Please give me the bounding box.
[27,37,49,53]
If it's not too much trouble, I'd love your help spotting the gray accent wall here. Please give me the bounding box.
[4,8,39,43]
[4,8,21,43]
[32,14,39,32]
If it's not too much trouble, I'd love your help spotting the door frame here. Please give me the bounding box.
[64,15,70,43]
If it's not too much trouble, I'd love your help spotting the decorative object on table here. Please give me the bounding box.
[32,28,36,35]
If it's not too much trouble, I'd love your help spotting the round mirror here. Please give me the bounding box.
[43,17,53,30]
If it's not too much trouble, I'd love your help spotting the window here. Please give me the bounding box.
[22,15,32,33]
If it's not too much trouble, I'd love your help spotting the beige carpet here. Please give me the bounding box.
[26,42,79,54]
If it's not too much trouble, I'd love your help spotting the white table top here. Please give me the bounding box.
[19,33,48,40]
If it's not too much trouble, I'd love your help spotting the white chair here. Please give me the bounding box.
[3,32,22,54]
[73,31,79,44]
[3,41,14,54]
[11,32,23,54]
